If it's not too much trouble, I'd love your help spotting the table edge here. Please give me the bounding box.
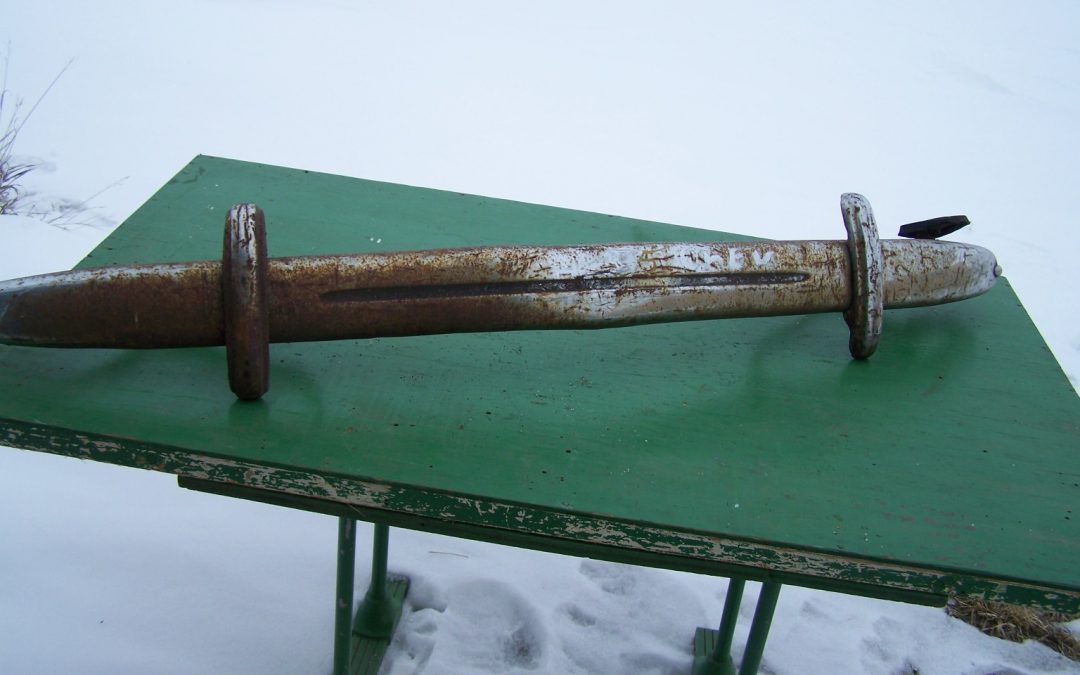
[4,417,1077,613]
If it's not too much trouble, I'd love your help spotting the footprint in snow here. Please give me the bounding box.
[390,579,546,673]
[578,558,639,596]
[554,559,704,674]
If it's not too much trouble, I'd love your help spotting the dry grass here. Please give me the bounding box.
[0,89,36,214]
[0,48,71,215]
[1,53,115,229]
[947,597,1080,661]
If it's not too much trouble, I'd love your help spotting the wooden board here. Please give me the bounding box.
[2,155,1078,610]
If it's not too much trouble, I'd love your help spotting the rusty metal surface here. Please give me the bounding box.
[0,190,1003,389]
[842,193,884,359]
[0,238,999,350]
[880,239,999,308]
[0,261,223,348]
[264,241,854,343]
[223,204,270,400]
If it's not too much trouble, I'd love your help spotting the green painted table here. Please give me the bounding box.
[3,156,1078,674]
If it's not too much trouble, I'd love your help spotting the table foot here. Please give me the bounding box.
[691,580,782,675]
[349,575,410,675]
[692,627,736,675]
[353,523,404,638]
[333,520,410,675]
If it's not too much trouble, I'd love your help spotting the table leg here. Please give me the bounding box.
[332,517,357,675]
[737,582,781,675]
[692,579,782,675]
[347,522,411,675]
[693,578,744,675]
[354,523,401,638]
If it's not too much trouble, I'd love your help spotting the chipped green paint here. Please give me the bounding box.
[4,416,1077,612]
[2,156,1079,615]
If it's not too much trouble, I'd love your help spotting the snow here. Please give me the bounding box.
[1,1,1079,673]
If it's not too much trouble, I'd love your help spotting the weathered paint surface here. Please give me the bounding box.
[2,419,1075,613]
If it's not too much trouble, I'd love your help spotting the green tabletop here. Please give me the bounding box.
[2,156,1077,612]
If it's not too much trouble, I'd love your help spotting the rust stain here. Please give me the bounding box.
[264,242,851,342]
[0,213,997,355]
[0,261,224,348]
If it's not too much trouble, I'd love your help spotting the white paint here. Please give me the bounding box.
[752,250,776,266]
[726,247,745,272]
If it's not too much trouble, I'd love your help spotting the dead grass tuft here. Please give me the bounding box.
[0,89,36,214]
[947,597,1080,661]
[0,47,71,215]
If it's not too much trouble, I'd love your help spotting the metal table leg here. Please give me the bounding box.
[693,579,782,675]
[693,578,744,675]
[332,519,411,675]
[738,582,782,675]
[333,518,358,675]
[354,523,402,638]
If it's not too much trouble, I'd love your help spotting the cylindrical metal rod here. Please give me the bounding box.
[0,239,998,349]
[353,523,396,638]
[0,194,1002,400]
[712,577,746,664]
[738,582,782,675]
[333,517,357,675]
[370,523,389,596]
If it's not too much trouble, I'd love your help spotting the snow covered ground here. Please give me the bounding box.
[1,2,1078,673]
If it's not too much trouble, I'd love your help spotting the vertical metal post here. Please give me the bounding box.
[692,577,745,675]
[353,523,396,638]
[333,517,357,675]
[737,582,782,675]
[713,578,746,663]
[370,523,389,599]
